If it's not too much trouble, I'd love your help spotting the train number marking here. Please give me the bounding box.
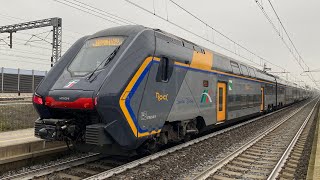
[140,111,157,121]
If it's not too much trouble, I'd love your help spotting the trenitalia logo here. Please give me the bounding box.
[63,79,80,88]
[155,92,168,101]
[200,90,212,103]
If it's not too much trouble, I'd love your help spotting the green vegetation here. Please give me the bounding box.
[0,103,39,131]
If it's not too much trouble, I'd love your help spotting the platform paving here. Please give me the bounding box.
[0,93,32,97]
[307,107,320,179]
[0,93,32,102]
[0,128,38,147]
[0,128,67,167]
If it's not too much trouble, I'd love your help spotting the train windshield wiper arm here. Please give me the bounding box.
[87,46,121,81]
[103,45,121,67]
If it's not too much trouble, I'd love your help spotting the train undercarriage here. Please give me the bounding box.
[35,115,202,155]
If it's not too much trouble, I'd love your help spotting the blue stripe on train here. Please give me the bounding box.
[125,59,272,133]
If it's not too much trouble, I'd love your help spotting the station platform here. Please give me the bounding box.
[0,93,32,101]
[307,108,320,179]
[0,128,67,171]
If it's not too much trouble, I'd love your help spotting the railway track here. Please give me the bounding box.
[81,101,308,179]
[2,153,132,180]
[2,153,101,180]
[1,99,313,180]
[191,97,319,180]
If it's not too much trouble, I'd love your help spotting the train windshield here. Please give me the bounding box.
[68,36,125,76]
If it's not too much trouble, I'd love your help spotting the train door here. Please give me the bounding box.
[217,82,227,122]
[261,87,264,111]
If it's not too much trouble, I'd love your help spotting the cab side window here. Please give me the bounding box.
[156,57,173,82]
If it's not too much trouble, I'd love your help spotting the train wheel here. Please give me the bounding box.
[137,140,159,155]
[183,134,192,142]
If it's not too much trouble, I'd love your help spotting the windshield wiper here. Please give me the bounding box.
[87,46,121,81]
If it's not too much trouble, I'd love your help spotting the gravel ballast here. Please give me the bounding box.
[294,105,319,179]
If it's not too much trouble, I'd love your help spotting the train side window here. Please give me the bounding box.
[193,45,202,53]
[248,67,256,77]
[240,65,248,76]
[230,61,240,74]
[183,41,194,50]
[157,57,173,82]
[219,87,223,111]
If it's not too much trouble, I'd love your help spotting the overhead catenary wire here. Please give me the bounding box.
[53,0,265,69]
[0,38,53,51]
[0,14,74,70]
[17,31,73,46]
[266,0,319,88]
[0,52,49,61]
[168,0,285,72]
[255,0,318,88]
[54,0,284,72]
[124,0,309,86]
[267,0,302,61]
[0,58,50,65]
[0,36,59,51]
[124,0,286,70]
[1,1,314,86]
[14,42,53,51]
[71,0,136,25]
[0,14,73,67]
[54,0,126,26]
[0,13,84,39]
[0,36,54,62]
[0,24,73,47]
[0,48,51,57]
[0,32,72,50]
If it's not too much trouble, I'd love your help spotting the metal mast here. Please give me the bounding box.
[0,17,62,67]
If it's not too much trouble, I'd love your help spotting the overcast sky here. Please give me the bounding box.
[0,0,319,88]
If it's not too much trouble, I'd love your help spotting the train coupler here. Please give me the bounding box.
[34,118,75,141]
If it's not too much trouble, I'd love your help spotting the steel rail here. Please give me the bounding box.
[267,98,319,180]
[3,153,101,180]
[191,97,318,180]
[83,101,301,180]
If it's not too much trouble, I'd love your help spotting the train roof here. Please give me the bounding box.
[154,28,303,88]
[153,28,278,83]
[91,25,146,39]
[89,25,300,88]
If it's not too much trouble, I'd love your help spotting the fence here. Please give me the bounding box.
[0,67,46,94]
[0,68,46,131]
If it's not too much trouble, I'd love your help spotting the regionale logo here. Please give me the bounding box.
[200,90,212,103]
[155,92,169,101]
